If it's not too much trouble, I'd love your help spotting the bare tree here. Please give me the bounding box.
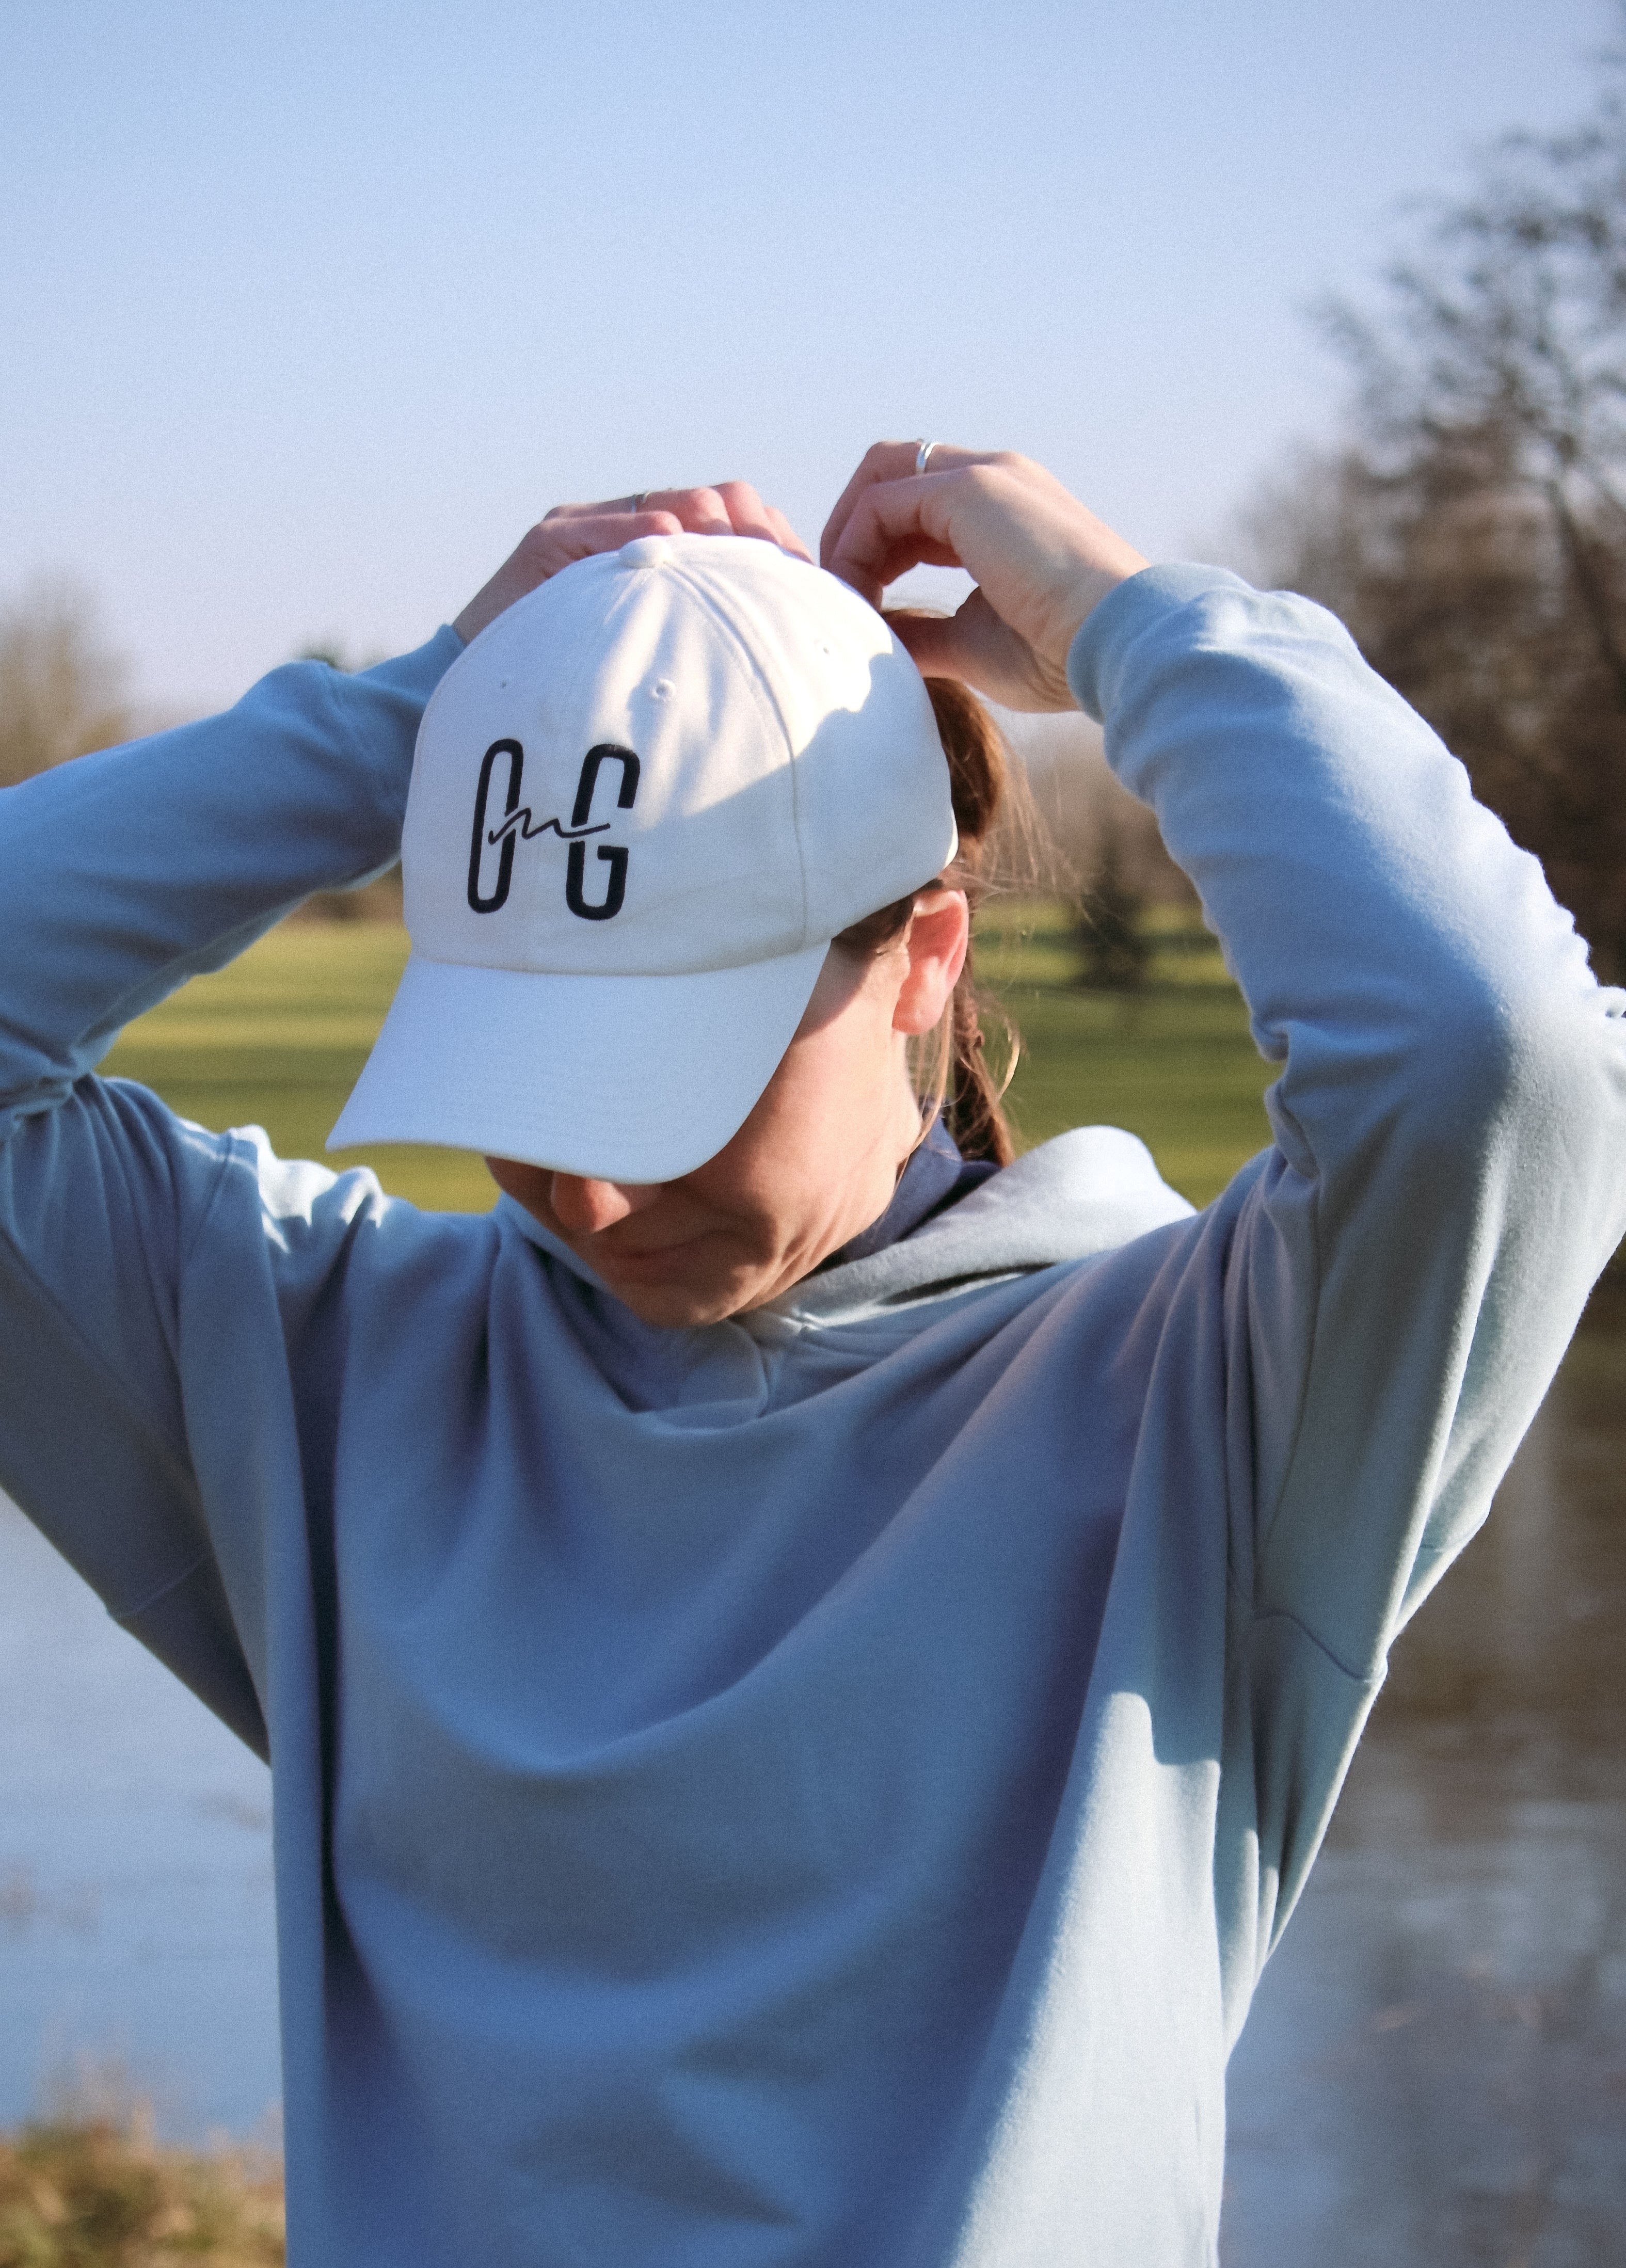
[1242,12,1626,983]
[0,578,134,789]
[1074,825,1154,993]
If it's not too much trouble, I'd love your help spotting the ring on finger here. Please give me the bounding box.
[915,440,938,477]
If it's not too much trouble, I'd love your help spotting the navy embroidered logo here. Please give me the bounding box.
[467,741,641,918]
[565,744,641,921]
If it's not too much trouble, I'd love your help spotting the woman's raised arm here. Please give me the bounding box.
[822,439,1626,1986]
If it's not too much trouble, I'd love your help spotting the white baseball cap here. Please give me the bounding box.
[327,533,958,1183]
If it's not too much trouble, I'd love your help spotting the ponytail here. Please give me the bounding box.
[920,678,1020,1167]
[831,672,1024,1169]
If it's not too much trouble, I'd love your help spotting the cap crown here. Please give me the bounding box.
[403,535,958,977]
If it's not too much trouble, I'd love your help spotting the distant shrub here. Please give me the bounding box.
[0,2112,283,2266]
[1074,836,1153,993]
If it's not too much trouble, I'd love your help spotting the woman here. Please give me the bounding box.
[1,444,1620,2266]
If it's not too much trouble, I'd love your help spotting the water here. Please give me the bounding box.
[1224,1318,1626,2264]
[0,1500,278,2138]
[0,1325,1621,2258]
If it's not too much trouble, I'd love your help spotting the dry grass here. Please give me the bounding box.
[0,2113,283,2267]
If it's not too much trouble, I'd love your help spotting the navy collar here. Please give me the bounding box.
[825,1117,1000,1268]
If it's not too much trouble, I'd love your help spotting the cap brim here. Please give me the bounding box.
[326,943,830,1183]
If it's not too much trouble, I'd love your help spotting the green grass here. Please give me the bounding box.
[102,904,1276,1215]
[980,899,1274,1208]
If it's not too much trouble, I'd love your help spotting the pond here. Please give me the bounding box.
[1224,1314,1626,2264]
[0,1495,278,2139]
[0,1318,1621,2257]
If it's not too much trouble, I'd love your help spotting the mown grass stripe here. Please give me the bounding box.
[102,911,1276,1215]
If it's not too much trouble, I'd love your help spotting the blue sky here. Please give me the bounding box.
[2,0,1614,706]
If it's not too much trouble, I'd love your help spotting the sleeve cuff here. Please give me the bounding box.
[356,622,466,704]
[1065,564,1255,724]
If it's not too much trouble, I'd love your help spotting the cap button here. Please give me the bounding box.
[618,535,674,569]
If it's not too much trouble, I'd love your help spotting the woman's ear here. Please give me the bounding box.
[891,890,970,1036]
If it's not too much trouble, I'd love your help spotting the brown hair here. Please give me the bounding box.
[832,675,1022,1168]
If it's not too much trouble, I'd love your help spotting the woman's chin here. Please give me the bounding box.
[605,1275,755,1329]
[596,1247,763,1330]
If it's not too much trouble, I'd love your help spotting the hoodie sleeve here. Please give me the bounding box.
[1071,565,1626,1653]
[0,632,460,1741]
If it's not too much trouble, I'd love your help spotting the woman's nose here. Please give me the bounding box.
[548,1174,662,1235]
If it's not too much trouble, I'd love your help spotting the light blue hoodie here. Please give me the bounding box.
[1,566,1621,2266]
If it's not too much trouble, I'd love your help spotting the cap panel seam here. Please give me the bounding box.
[660,558,811,951]
[557,563,643,739]
[417,557,639,774]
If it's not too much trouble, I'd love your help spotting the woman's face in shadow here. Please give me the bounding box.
[486,892,968,1329]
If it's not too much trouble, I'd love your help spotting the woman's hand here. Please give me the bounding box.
[820,444,1148,711]
[452,483,810,646]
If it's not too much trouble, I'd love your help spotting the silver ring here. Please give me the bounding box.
[630,490,650,512]
[915,440,938,477]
